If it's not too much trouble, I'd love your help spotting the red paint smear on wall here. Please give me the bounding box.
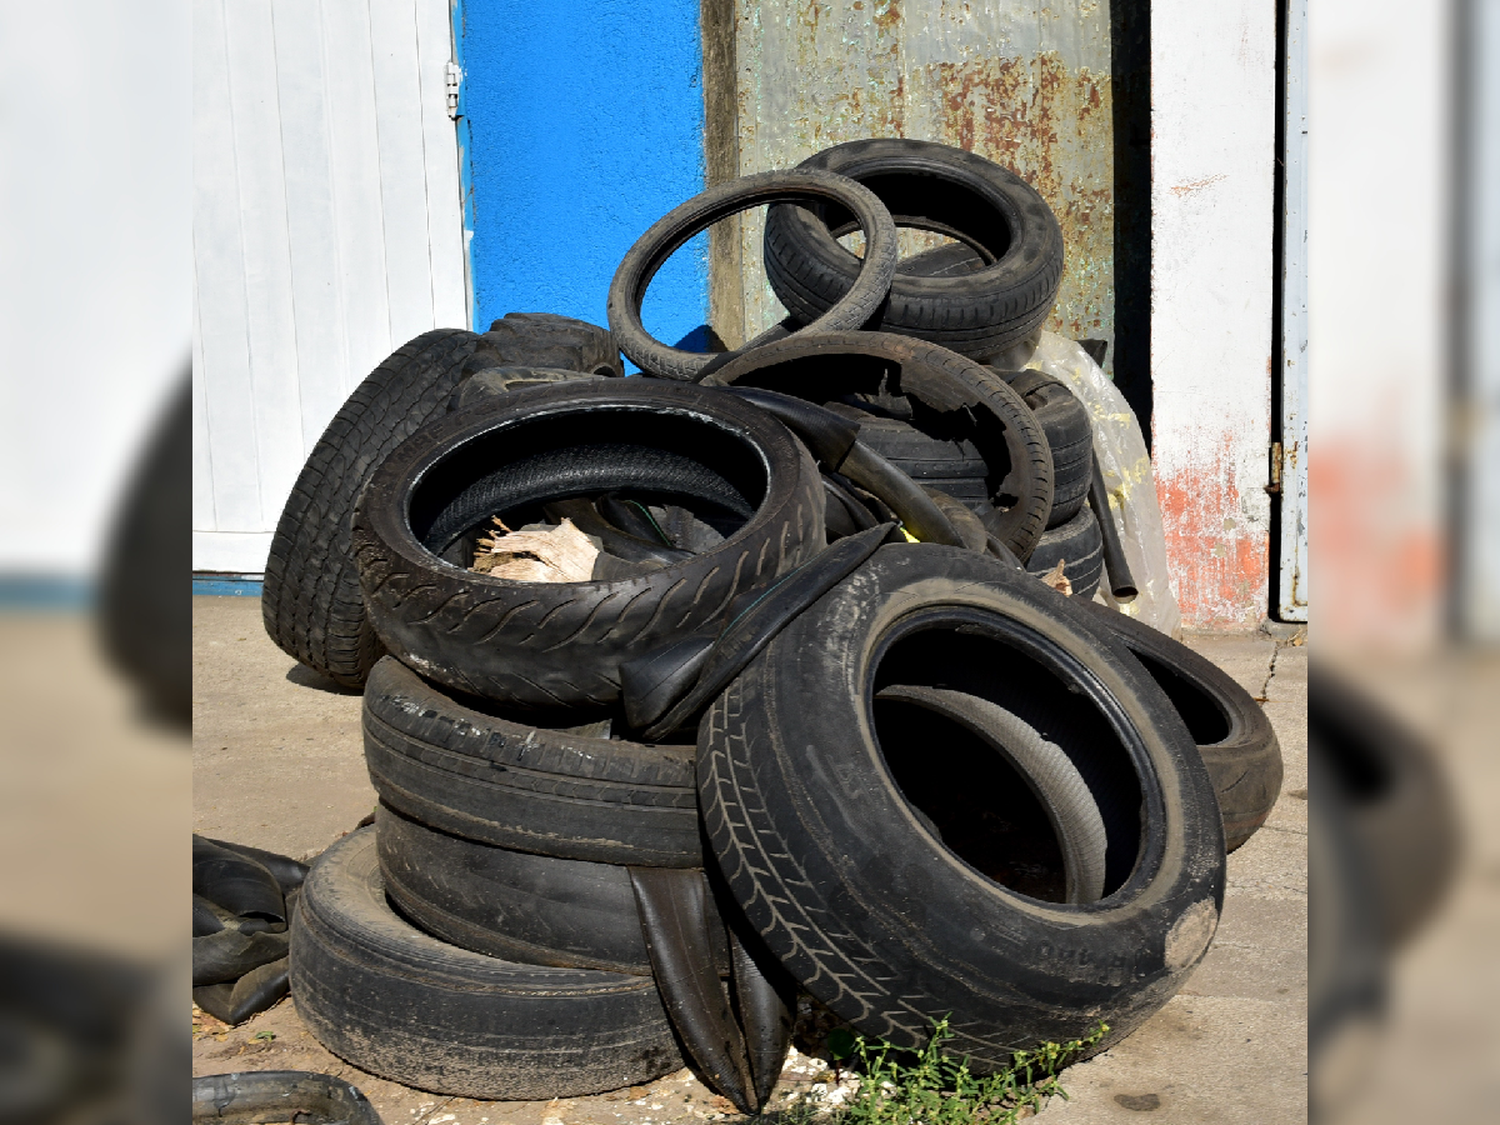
[1311,438,1443,650]
[1155,436,1269,629]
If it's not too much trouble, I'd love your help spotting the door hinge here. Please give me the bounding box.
[445,61,461,119]
[1267,441,1283,494]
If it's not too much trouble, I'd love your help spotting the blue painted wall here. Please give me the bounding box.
[456,1,710,359]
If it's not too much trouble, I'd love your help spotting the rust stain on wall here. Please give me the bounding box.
[1156,437,1270,629]
[915,52,1114,343]
[729,2,1116,365]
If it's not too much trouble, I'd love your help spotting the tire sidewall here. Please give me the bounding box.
[352,380,823,707]
[701,545,1224,1053]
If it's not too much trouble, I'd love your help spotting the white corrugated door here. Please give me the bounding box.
[193,0,468,574]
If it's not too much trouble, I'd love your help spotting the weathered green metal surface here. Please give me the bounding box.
[722,0,1116,370]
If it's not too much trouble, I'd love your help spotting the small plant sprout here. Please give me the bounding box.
[786,1016,1108,1124]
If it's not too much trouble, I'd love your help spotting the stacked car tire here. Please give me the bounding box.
[270,139,1284,1108]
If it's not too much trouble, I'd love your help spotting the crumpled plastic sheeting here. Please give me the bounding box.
[1023,332,1183,638]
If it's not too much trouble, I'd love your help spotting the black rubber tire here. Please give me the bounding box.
[823,405,990,483]
[192,1071,382,1125]
[1023,504,1103,598]
[1308,751,1386,1119]
[873,686,1109,904]
[262,329,483,688]
[449,366,609,412]
[1079,602,1284,852]
[362,657,701,868]
[99,373,191,726]
[921,487,988,552]
[607,169,900,381]
[763,139,1064,358]
[478,312,623,378]
[1312,666,1459,949]
[352,379,824,710]
[1003,368,1092,528]
[376,802,728,975]
[290,829,681,1100]
[697,544,1225,1067]
[706,332,1052,560]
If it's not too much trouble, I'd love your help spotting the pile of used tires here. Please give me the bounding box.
[264,139,1282,1112]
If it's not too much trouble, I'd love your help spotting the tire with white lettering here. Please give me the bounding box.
[697,544,1225,1067]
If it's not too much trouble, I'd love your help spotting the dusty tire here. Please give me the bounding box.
[1024,504,1103,598]
[478,312,622,378]
[191,1072,382,1125]
[99,375,191,725]
[376,803,726,976]
[362,657,701,868]
[352,379,824,710]
[698,544,1225,1066]
[1079,602,1284,852]
[262,329,483,688]
[706,332,1052,559]
[290,829,681,1100]
[607,169,899,381]
[1312,666,1459,948]
[763,138,1064,358]
[1003,368,1092,528]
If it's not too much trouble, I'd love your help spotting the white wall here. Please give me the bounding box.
[1309,0,1449,650]
[0,1,190,578]
[193,0,468,574]
[1150,0,1278,629]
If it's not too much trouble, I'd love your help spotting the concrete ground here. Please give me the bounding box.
[193,595,1307,1124]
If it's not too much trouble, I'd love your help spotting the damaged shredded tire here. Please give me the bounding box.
[706,331,1052,559]
[362,657,702,867]
[289,828,682,1100]
[763,138,1064,358]
[477,312,622,378]
[697,544,1225,1067]
[352,379,824,710]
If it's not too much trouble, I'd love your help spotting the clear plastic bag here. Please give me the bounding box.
[1022,331,1183,638]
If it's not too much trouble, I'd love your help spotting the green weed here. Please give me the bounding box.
[778,1016,1108,1124]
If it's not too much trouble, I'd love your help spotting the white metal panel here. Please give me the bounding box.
[1149,0,1278,628]
[0,1,189,576]
[415,0,469,326]
[271,0,350,453]
[223,0,306,532]
[1280,0,1309,621]
[192,296,216,532]
[1463,0,1500,636]
[195,0,262,533]
[193,0,467,573]
[320,0,395,395]
[369,2,441,348]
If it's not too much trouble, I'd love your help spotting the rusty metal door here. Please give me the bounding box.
[716,0,1125,375]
